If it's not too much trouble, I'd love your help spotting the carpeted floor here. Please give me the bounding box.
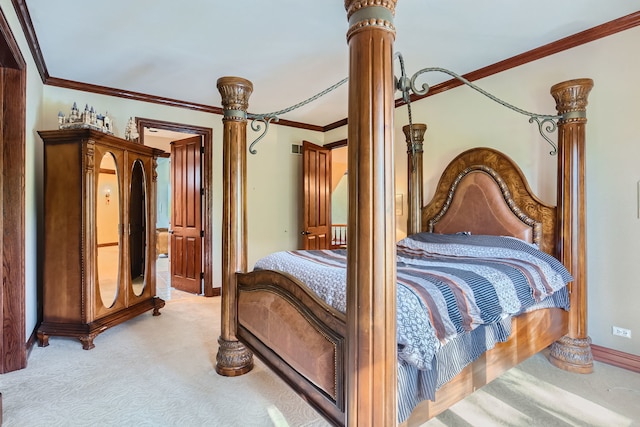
[1,289,639,427]
[422,351,640,427]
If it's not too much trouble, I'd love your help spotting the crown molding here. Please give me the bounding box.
[46,77,324,131]
[395,10,640,108]
[10,1,640,132]
[10,0,45,79]
[46,77,224,114]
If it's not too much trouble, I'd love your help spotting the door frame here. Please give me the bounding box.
[0,7,27,372]
[136,118,217,297]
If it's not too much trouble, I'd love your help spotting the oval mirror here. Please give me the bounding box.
[96,152,120,308]
[130,159,147,296]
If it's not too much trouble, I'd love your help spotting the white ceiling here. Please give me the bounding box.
[26,1,639,126]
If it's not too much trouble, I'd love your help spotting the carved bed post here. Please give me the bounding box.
[549,78,594,374]
[344,1,398,425]
[403,123,427,235]
[215,76,254,376]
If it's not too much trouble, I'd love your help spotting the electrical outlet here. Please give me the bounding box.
[612,326,632,339]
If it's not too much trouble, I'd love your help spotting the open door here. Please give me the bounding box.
[301,141,331,249]
[170,135,203,294]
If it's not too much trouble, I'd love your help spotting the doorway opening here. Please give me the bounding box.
[303,139,348,250]
[329,145,348,248]
[136,118,216,298]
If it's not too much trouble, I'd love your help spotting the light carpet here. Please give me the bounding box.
[1,290,639,427]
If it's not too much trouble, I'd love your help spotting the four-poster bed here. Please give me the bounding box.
[214,2,593,426]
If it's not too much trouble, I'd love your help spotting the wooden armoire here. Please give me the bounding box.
[37,128,166,349]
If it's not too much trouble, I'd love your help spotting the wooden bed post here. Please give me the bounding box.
[549,78,594,374]
[215,76,254,376]
[403,123,427,235]
[344,1,398,425]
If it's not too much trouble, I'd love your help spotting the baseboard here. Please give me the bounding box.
[211,287,221,297]
[592,344,640,373]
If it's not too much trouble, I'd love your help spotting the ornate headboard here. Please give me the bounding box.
[421,147,557,255]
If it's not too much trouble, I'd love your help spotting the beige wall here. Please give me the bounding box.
[246,125,323,267]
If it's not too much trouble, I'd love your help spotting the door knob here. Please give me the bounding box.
[300,231,311,235]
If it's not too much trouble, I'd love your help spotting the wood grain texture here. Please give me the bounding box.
[215,76,254,376]
[237,270,347,426]
[302,141,332,249]
[170,136,203,294]
[37,129,165,350]
[549,79,594,373]
[403,308,568,425]
[0,67,27,372]
[403,123,426,235]
[0,9,27,372]
[345,0,398,425]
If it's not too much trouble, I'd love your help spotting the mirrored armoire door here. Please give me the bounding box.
[38,128,165,350]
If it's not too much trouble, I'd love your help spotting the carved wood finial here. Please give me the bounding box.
[217,76,253,120]
[402,123,426,153]
[550,78,593,121]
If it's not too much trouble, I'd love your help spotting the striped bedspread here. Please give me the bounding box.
[253,233,572,418]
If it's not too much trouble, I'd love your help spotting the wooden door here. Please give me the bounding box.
[171,136,202,294]
[302,141,331,249]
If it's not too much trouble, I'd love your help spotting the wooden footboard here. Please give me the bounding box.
[403,308,568,426]
[236,270,347,426]
[237,267,569,427]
